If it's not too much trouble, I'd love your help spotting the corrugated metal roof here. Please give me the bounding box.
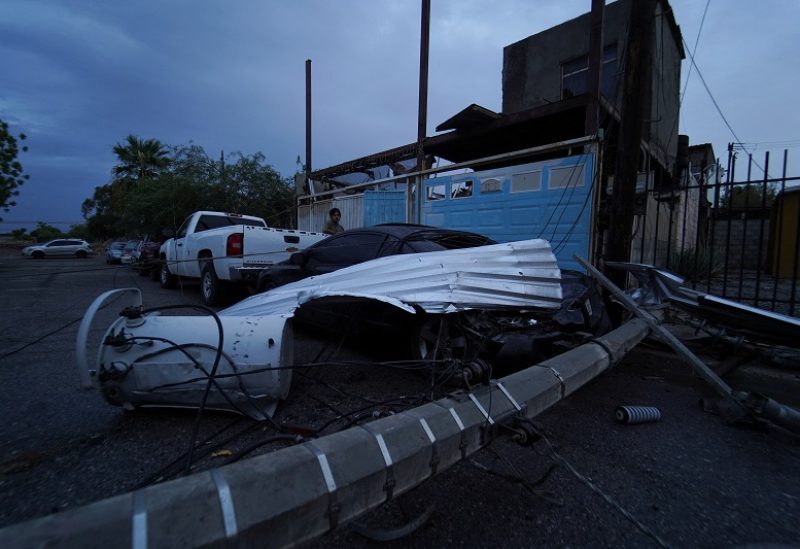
[435,103,500,132]
[221,239,563,317]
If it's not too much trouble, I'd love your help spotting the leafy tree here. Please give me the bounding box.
[720,184,777,209]
[0,119,30,221]
[82,139,297,240]
[170,143,218,182]
[30,222,64,242]
[67,223,91,240]
[82,184,122,239]
[215,152,295,227]
[112,134,170,181]
[119,144,217,237]
[10,228,31,241]
[121,171,209,238]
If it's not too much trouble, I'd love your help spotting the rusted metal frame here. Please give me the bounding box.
[753,151,770,308]
[310,143,419,182]
[770,150,788,311]
[297,136,596,202]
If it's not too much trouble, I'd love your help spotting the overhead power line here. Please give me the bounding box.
[682,37,744,147]
[681,36,774,178]
[679,0,711,105]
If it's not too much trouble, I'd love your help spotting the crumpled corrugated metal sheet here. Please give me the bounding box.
[221,238,563,317]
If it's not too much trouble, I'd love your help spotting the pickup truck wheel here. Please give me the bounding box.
[160,262,178,289]
[201,263,226,306]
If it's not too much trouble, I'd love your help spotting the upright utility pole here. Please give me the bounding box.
[305,59,312,178]
[605,0,655,289]
[414,0,431,224]
[584,0,605,136]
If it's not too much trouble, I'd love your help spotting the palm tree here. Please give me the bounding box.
[112,135,170,181]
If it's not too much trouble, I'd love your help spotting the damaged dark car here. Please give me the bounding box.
[252,226,611,374]
[256,223,496,292]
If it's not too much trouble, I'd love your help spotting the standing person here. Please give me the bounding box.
[322,207,344,235]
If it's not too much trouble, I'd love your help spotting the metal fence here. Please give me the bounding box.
[633,146,800,317]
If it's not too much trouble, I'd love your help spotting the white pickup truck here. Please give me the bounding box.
[159,211,328,305]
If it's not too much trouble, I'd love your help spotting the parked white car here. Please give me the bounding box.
[22,239,93,259]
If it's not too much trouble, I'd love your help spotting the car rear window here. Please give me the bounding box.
[196,215,266,232]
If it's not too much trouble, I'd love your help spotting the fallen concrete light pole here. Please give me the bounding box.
[1,318,650,548]
[75,288,295,419]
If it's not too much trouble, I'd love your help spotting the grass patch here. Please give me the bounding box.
[667,247,724,281]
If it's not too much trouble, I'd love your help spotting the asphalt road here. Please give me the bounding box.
[0,252,798,547]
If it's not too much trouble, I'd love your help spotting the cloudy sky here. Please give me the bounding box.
[2,0,799,232]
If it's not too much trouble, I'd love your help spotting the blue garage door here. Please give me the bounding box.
[422,153,595,272]
[363,190,407,226]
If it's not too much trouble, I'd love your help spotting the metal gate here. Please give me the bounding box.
[363,190,407,225]
[422,153,595,272]
[636,145,800,316]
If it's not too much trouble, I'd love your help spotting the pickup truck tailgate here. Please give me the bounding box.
[241,226,327,267]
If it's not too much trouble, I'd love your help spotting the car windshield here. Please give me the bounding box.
[124,241,138,251]
[305,228,493,254]
[110,242,126,249]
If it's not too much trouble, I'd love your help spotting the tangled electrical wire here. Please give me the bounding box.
[114,303,485,488]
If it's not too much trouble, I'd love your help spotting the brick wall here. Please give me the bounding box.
[711,214,771,269]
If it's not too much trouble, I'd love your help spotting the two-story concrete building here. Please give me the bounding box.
[301,0,688,270]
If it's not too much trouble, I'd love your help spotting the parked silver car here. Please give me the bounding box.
[22,239,94,259]
[105,241,126,264]
[120,240,140,264]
